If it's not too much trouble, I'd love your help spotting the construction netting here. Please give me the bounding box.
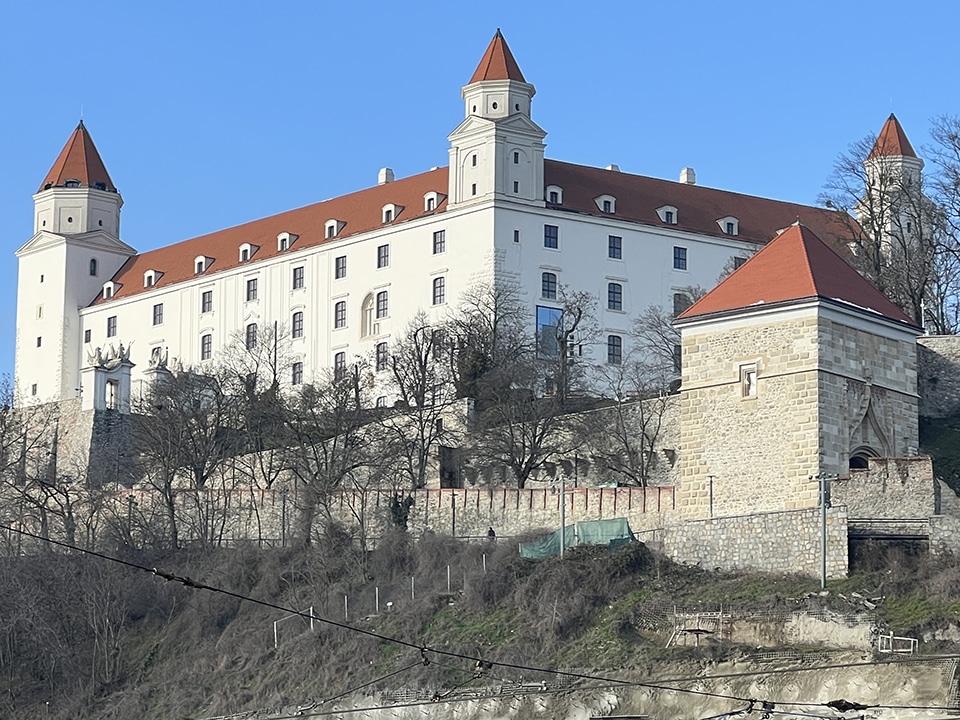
[518,517,636,559]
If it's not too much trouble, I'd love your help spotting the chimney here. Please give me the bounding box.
[679,167,696,185]
[605,164,621,172]
[378,167,395,185]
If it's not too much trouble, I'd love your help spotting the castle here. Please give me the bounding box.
[8,32,957,580]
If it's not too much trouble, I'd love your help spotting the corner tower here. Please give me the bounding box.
[674,224,921,519]
[15,122,136,404]
[447,30,546,207]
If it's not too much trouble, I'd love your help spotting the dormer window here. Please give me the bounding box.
[718,216,739,236]
[324,219,345,239]
[382,203,403,224]
[64,180,80,188]
[595,194,617,214]
[238,243,259,262]
[277,232,299,252]
[423,191,445,212]
[194,255,212,274]
[657,206,678,225]
[546,185,563,205]
[102,281,115,300]
[144,269,162,288]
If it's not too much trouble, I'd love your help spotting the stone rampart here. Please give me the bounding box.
[918,336,960,419]
[832,456,937,519]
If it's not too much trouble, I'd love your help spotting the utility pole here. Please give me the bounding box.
[560,472,566,558]
[810,473,837,589]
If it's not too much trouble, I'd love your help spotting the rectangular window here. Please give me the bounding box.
[334,300,346,328]
[513,151,519,164]
[292,266,305,289]
[84,329,91,343]
[544,224,559,249]
[513,229,520,243]
[608,235,622,259]
[201,290,213,313]
[377,244,389,268]
[152,303,163,326]
[673,246,687,270]
[292,361,303,385]
[334,351,346,380]
[36,336,41,348]
[107,316,117,337]
[536,305,562,358]
[607,282,623,311]
[432,276,446,305]
[245,323,257,349]
[433,230,446,254]
[541,272,557,299]
[335,255,347,279]
[673,292,692,317]
[514,181,519,193]
[292,311,304,339]
[548,191,559,203]
[31,384,37,396]
[741,364,758,398]
[246,278,258,301]
[376,342,388,372]
[376,290,388,318]
[201,333,212,360]
[607,335,623,365]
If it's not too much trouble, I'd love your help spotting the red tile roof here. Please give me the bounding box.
[469,30,526,84]
[93,161,857,307]
[677,223,915,327]
[39,120,117,193]
[543,160,853,250]
[868,113,918,159]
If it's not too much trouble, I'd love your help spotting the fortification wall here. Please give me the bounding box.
[832,456,937,519]
[918,336,960,419]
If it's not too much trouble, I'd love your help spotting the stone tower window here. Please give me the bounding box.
[740,364,758,398]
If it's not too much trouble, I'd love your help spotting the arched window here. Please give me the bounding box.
[89,258,98,276]
[361,293,375,337]
[245,323,257,349]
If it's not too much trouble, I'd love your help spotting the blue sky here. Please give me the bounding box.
[1,1,957,378]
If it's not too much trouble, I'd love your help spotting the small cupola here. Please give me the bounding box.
[277,232,298,251]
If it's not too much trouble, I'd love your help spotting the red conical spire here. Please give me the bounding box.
[469,29,526,84]
[679,222,915,327]
[39,120,116,193]
[868,113,918,160]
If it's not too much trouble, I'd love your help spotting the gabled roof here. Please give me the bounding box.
[543,160,852,250]
[39,120,117,193]
[469,29,526,84]
[868,113,918,160]
[677,223,916,327]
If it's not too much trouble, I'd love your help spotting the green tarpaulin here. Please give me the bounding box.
[518,517,636,559]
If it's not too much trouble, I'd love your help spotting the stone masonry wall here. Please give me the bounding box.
[918,336,960,419]
[657,506,849,579]
[680,313,821,518]
[832,456,937,519]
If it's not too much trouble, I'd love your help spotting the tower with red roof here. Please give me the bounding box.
[675,223,921,519]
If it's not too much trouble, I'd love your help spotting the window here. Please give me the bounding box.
[377,245,389,269]
[375,290,388,318]
[432,276,446,305]
[541,272,557,299]
[201,333,212,360]
[84,329,91,343]
[36,336,42,348]
[665,210,675,224]
[103,283,114,299]
[334,300,347,328]
[245,278,258,301]
[673,246,687,270]
[201,290,213,313]
[733,256,748,270]
[240,247,250,262]
[383,208,393,223]
[106,380,119,410]
[152,303,163,325]
[433,230,446,254]
[334,351,346,380]
[279,236,289,250]
[335,255,347,279]
[536,306,562,358]
[245,323,257,349]
[741,364,758,398]
[472,154,477,167]
[607,335,622,365]
[376,396,388,408]
[513,151,519,164]
[326,224,335,239]
[548,191,559,203]
[107,316,117,337]
[514,181,520,193]
[89,258,98,276]
[195,256,209,274]
[292,266,304,290]
[673,292,692,317]
[144,271,155,288]
[513,229,520,243]
[607,282,623,311]
[426,197,435,211]
[361,294,375,337]
[376,342,388,372]
[471,183,477,196]
[31,384,37,396]
[544,224,559,249]
[291,362,303,385]
[726,222,735,235]
[673,344,682,373]
[292,311,304,339]
[608,235,622,259]
[603,200,612,213]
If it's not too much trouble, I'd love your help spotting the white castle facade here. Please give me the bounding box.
[15,31,847,410]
